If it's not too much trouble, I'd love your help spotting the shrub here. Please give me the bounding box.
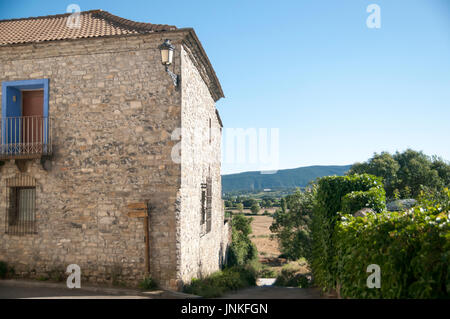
[274,263,311,288]
[0,261,8,279]
[139,276,158,290]
[0,261,14,279]
[311,174,385,290]
[259,266,277,278]
[183,266,257,298]
[227,214,258,267]
[270,188,315,261]
[335,198,450,298]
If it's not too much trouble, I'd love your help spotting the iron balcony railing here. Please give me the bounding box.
[0,116,52,159]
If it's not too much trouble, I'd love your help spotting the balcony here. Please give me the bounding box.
[0,116,52,160]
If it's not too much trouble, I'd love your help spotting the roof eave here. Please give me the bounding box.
[179,28,225,102]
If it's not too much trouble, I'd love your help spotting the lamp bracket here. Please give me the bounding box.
[165,65,180,88]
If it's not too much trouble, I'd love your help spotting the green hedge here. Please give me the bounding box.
[335,201,450,298]
[341,187,386,214]
[311,174,385,289]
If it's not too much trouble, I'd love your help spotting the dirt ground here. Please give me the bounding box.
[250,215,281,259]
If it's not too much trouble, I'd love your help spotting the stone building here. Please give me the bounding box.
[0,10,229,290]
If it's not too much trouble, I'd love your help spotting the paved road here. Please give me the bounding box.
[220,286,335,299]
[0,279,198,299]
[0,279,336,299]
[0,284,149,299]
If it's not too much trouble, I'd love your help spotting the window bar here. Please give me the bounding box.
[32,116,33,153]
[21,187,23,235]
[9,117,11,154]
[18,117,21,154]
[22,188,25,235]
[41,116,43,153]
[33,187,36,233]
[27,117,29,153]
[16,117,19,154]
[4,186,7,234]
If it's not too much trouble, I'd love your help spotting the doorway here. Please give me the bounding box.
[22,90,44,147]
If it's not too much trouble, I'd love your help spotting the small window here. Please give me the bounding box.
[200,183,207,226]
[206,177,212,233]
[209,118,212,144]
[5,174,36,235]
[200,177,212,235]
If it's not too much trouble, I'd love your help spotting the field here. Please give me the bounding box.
[226,207,280,259]
[249,215,280,258]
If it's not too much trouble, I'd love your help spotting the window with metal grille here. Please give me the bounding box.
[200,177,212,235]
[206,177,212,233]
[5,174,36,235]
[200,182,207,227]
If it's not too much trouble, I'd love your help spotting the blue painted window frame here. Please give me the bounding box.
[1,79,49,151]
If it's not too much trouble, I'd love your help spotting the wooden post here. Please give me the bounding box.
[144,213,150,275]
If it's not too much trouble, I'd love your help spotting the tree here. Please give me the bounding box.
[393,149,442,198]
[270,187,316,260]
[242,198,257,208]
[431,156,450,186]
[236,203,244,213]
[250,203,260,215]
[228,214,258,266]
[348,152,399,197]
[348,149,450,199]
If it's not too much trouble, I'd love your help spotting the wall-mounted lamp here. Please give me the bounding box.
[159,39,180,88]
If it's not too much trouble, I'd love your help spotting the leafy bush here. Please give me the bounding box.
[311,174,385,290]
[341,186,386,214]
[183,266,257,298]
[0,261,8,279]
[335,194,450,298]
[139,276,158,290]
[274,262,311,288]
[275,270,310,288]
[259,265,277,278]
[227,214,258,267]
[418,186,450,212]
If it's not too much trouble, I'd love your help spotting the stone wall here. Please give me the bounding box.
[178,45,230,287]
[0,33,185,288]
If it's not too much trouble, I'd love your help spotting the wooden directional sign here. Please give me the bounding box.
[127,202,147,210]
[128,210,148,218]
[127,202,148,218]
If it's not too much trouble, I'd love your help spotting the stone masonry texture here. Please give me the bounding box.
[0,30,230,290]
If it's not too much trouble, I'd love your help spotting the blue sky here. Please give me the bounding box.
[1,0,449,174]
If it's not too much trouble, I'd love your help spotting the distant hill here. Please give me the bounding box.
[222,165,352,193]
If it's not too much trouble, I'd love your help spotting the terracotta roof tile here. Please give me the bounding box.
[0,9,177,45]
